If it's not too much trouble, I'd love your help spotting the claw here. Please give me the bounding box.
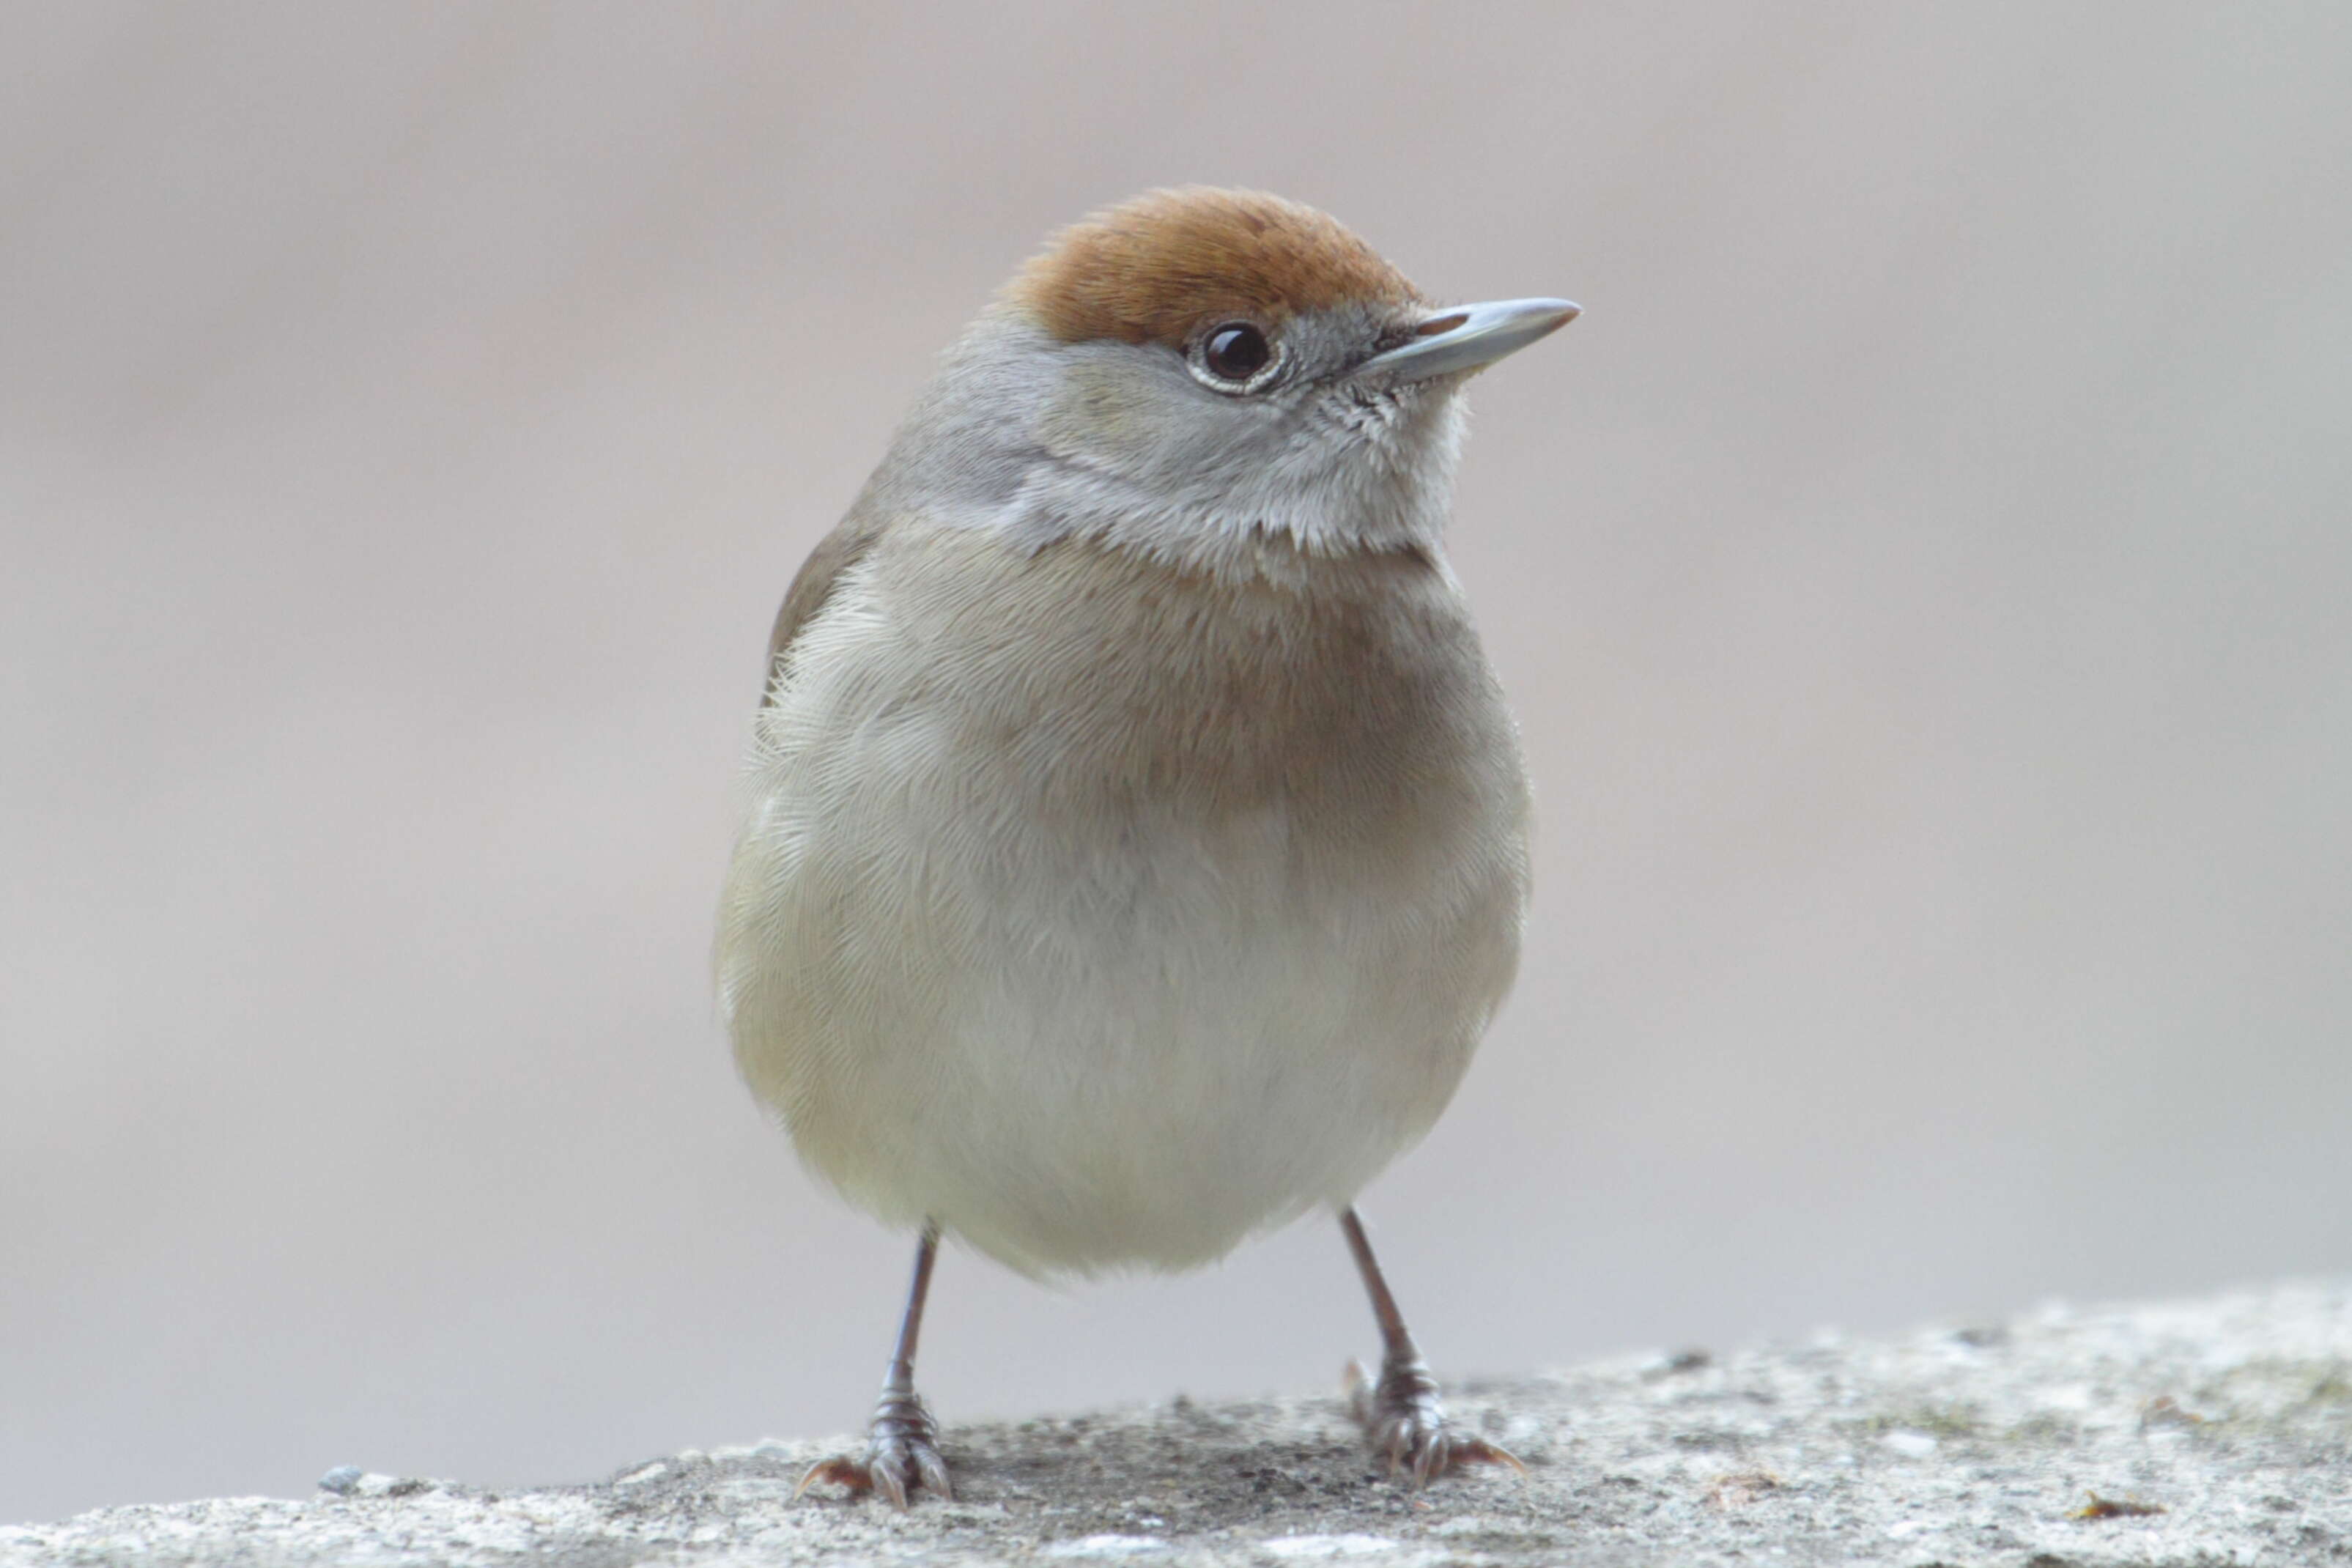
[873,1454,912,1511]
[793,1386,952,1506]
[791,1455,872,1503]
[1346,1355,1523,1487]
[912,1441,953,1499]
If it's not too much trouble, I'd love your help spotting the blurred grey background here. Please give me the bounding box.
[4,0,2348,1526]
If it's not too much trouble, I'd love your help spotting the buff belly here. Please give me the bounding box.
[715,537,1528,1276]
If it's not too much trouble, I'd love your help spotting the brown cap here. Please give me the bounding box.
[1005,187,1423,350]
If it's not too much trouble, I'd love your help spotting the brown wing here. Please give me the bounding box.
[758,506,889,708]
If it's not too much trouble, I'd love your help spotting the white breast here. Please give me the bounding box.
[716,522,1528,1276]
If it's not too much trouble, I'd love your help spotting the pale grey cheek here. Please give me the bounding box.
[1042,355,1286,504]
[1057,363,1456,513]
[878,314,1471,558]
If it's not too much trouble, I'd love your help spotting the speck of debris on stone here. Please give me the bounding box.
[2074,1490,2167,1520]
[1641,1347,1713,1380]
[1706,1469,1783,1508]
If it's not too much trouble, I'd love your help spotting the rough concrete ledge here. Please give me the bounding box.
[7,1282,2347,1567]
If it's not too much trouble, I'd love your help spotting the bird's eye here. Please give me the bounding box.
[1194,322,1276,389]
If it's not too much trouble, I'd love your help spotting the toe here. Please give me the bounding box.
[792,1456,872,1502]
[913,1443,954,1501]
[791,1432,951,1506]
[870,1454,911,1509]
[1413,1429,1522,1486]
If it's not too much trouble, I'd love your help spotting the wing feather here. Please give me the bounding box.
[758,506,890,707]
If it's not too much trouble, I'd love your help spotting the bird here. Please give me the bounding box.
[714,186,1577,1505]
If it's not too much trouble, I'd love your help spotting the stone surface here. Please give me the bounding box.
[7,1282,2348,1566]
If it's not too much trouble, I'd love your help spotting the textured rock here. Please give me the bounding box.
[7,1282,2347,1566]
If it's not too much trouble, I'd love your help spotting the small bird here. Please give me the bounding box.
[715,188,1577,1504]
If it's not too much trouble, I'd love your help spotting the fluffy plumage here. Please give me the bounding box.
[720,522,1526,1273]
[718,188,1538,1276]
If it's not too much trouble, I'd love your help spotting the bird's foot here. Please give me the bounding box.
[1346,1355,1524,1487]
[793,1385,952,1506]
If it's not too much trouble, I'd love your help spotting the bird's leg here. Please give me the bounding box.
[1339,1206,1523,1485]
[794,1222,953,1506]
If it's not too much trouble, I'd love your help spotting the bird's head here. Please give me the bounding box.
[865,188,1578,574]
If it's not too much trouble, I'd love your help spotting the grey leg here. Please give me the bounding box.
[796,1223,953,1506]
[1340,1207,1523,1485]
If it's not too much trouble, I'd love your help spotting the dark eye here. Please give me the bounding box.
[1198,322,1274,385]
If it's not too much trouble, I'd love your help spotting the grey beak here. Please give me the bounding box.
[1356,297,1581,382]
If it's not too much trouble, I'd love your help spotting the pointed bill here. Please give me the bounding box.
[1356,297,1581,382]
